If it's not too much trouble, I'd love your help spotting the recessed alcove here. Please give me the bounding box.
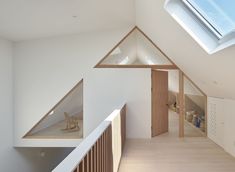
[23,80,83,139]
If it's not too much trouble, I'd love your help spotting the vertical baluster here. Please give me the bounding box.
[99,137,102,172]
[102,133,105,171]
[107,125,113,172]
[97,139,101,172]
[79,159,84,172]
[87,152,90,172]
[94,143,97,172]
[104,130,106,172]
[84,154,88,172]
[101,134,103,172]
[89,147,94,172]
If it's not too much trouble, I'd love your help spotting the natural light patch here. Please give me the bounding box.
[95,27,177,68]
[183,0,235,38]
[23,80,83,139]
[165,0,235,54]
[146,58,154,65]
[119,56,130,65]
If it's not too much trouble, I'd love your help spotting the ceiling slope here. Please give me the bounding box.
[0,0,135,41]
[136,0,235,100]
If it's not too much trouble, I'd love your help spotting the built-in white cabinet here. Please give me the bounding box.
[207,97,225,147]
[208,97,235,157]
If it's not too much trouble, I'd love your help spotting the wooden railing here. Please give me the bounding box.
[53,104,126,172]
[74,125,113,172]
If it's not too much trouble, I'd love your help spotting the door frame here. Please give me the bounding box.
[151,69,184,138]
[151,69,207,138]
[151,69,169,137]
[179,70,184,137]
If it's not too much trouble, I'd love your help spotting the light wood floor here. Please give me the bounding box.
[118,111,235,172]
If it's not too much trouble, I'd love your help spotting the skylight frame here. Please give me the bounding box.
[182,0,223,40]
[164,0,235,54]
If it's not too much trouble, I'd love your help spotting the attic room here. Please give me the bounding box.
[1,0,235,172]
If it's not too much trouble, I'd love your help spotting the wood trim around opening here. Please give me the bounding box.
[183,74,206,97]
[96,64,178,69]
[179,71,184,137]
[94,27,137,68]
[205,96,208,137]
[23,79,83,138]
[94,26,178,69]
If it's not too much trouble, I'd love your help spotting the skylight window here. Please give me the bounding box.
[165,0,235,54]
[183,0,235,39]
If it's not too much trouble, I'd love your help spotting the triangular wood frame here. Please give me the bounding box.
[95,26,206,96]
[23,79,83,139]
[95,26,178,69]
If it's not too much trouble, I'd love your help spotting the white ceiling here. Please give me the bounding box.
[0,0,135,41]
[136,0,235,100]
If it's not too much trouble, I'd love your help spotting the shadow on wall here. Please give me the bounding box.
[14,147,74,172]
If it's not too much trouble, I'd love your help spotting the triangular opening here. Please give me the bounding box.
[95,27,177,69]
[23,80,83,139]
[183,76,206,137]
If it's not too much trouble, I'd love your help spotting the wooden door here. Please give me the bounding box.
[151,70,169,137]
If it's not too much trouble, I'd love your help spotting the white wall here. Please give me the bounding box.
[0,38,74,172]
[0,38,15,171]
[14,27,151,147]
[85,68,151,138]
[208,97,235,157]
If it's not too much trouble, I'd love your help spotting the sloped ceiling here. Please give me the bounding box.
[2,0,235,99]
[136,0,235,100]
[0,0,135,41]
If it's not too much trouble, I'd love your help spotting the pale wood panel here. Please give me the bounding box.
[121,105,126,151]
[101,137,103,172]
[96,64,177,69]
[152,70,169,137]
[205,96,208,136]
[179,71,184,137]
[94,144,97,172]
[119,123,235,172]
[106,125,113,172]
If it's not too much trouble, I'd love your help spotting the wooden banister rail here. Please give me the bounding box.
[53,104,126,172]
[75,125,113,172]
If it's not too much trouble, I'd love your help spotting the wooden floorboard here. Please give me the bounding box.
[119,111,235,172]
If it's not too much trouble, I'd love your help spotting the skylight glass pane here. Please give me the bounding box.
[186,0,235,38]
